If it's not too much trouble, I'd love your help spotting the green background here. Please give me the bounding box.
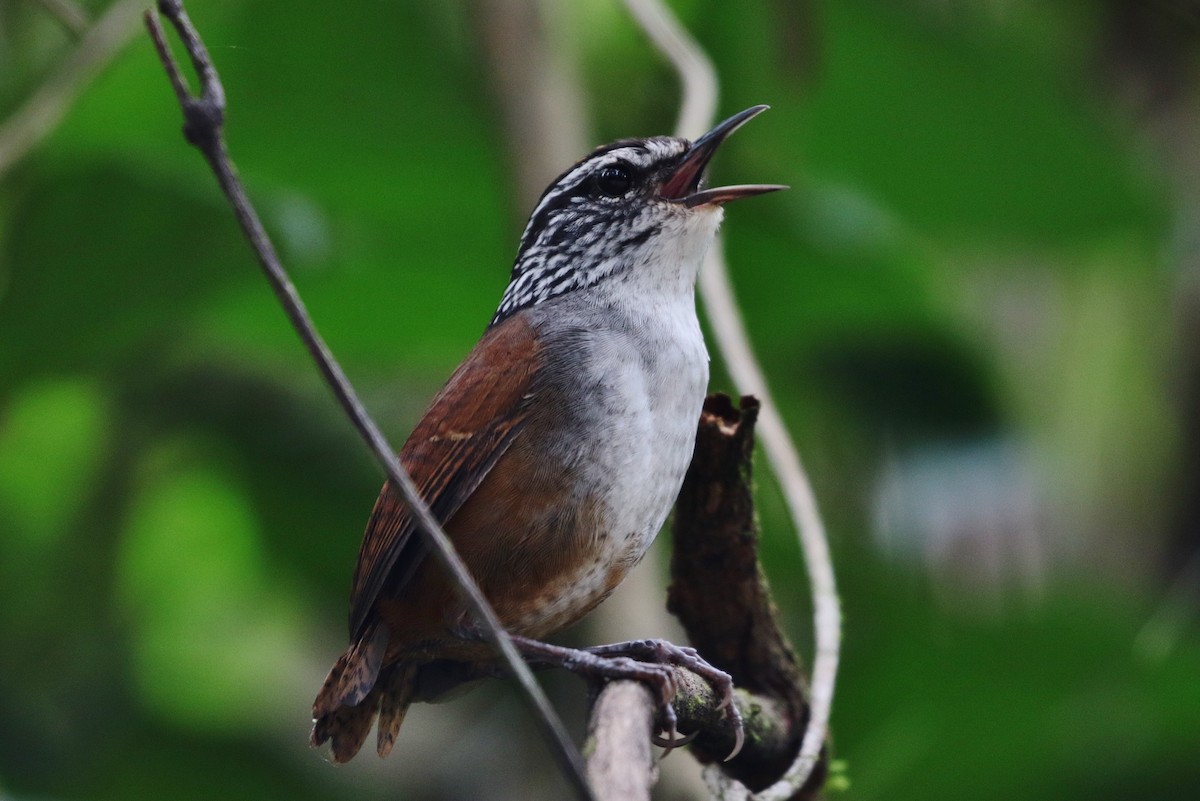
[2,1,1197,799]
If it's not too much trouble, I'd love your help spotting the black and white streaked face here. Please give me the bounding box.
[491,136,701,327]
[489,107,784,327]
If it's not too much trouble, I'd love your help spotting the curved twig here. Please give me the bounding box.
[619,0,715,140]
[700,247,840,799]
[622,1,842,797]
[142,3,593,799]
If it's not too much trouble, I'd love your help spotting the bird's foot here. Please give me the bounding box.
[583,639,743,759]
[509,635,743,759]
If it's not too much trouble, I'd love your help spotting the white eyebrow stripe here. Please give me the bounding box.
[524,140,685,224]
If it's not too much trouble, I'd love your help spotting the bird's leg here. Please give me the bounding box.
[507,635,690,751]
[581,638,744,759]
[508,635,743,758]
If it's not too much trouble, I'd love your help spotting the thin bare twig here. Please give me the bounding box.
[142,3,593,799]
[622,1,842,797]
[0,0,143,178]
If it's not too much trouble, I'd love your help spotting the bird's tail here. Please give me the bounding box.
[311,623,417,762]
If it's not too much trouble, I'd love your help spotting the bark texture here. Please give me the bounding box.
[668,394,827,797]
[584,681,658,801]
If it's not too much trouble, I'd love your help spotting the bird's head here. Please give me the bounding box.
[492,105,784,325]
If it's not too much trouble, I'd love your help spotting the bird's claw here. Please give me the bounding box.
[510,635,744,760]
[584,638,744,761]
[651,727,699,756]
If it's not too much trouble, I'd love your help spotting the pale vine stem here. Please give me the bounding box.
[141,2,594,799]
[621,1,842,798]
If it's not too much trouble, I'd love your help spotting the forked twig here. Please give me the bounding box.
[142,3,593,799]
[622,0,842,797]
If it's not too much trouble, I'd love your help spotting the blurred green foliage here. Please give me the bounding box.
[1,1,1197,799]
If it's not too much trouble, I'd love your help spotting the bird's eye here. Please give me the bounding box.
[593,165,634,198]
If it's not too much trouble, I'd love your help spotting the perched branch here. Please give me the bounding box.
[588,397,824,797]
[670,396,824,798]
[141,3,592,799]
[623,1,842,797]
[667,665,796,768]
[585,662,801,794]
[0,0,144,178]
[585,682,658,801]
[584,669,799,801]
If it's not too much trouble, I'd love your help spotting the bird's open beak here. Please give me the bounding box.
[659,105,788,208]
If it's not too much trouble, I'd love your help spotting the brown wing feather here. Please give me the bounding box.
[347,312,543,638]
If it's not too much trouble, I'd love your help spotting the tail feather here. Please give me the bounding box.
[312,694,379,763]
[311,622,391,763]
[337,623,389,707]
[376,663,417,758]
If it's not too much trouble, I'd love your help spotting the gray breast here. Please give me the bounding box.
[532,296,709,556]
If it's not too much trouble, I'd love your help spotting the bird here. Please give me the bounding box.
[311,105,784,763]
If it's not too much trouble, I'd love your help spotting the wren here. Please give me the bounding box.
[312,106,784,762]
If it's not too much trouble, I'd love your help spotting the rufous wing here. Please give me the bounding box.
[346,311,544,639]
